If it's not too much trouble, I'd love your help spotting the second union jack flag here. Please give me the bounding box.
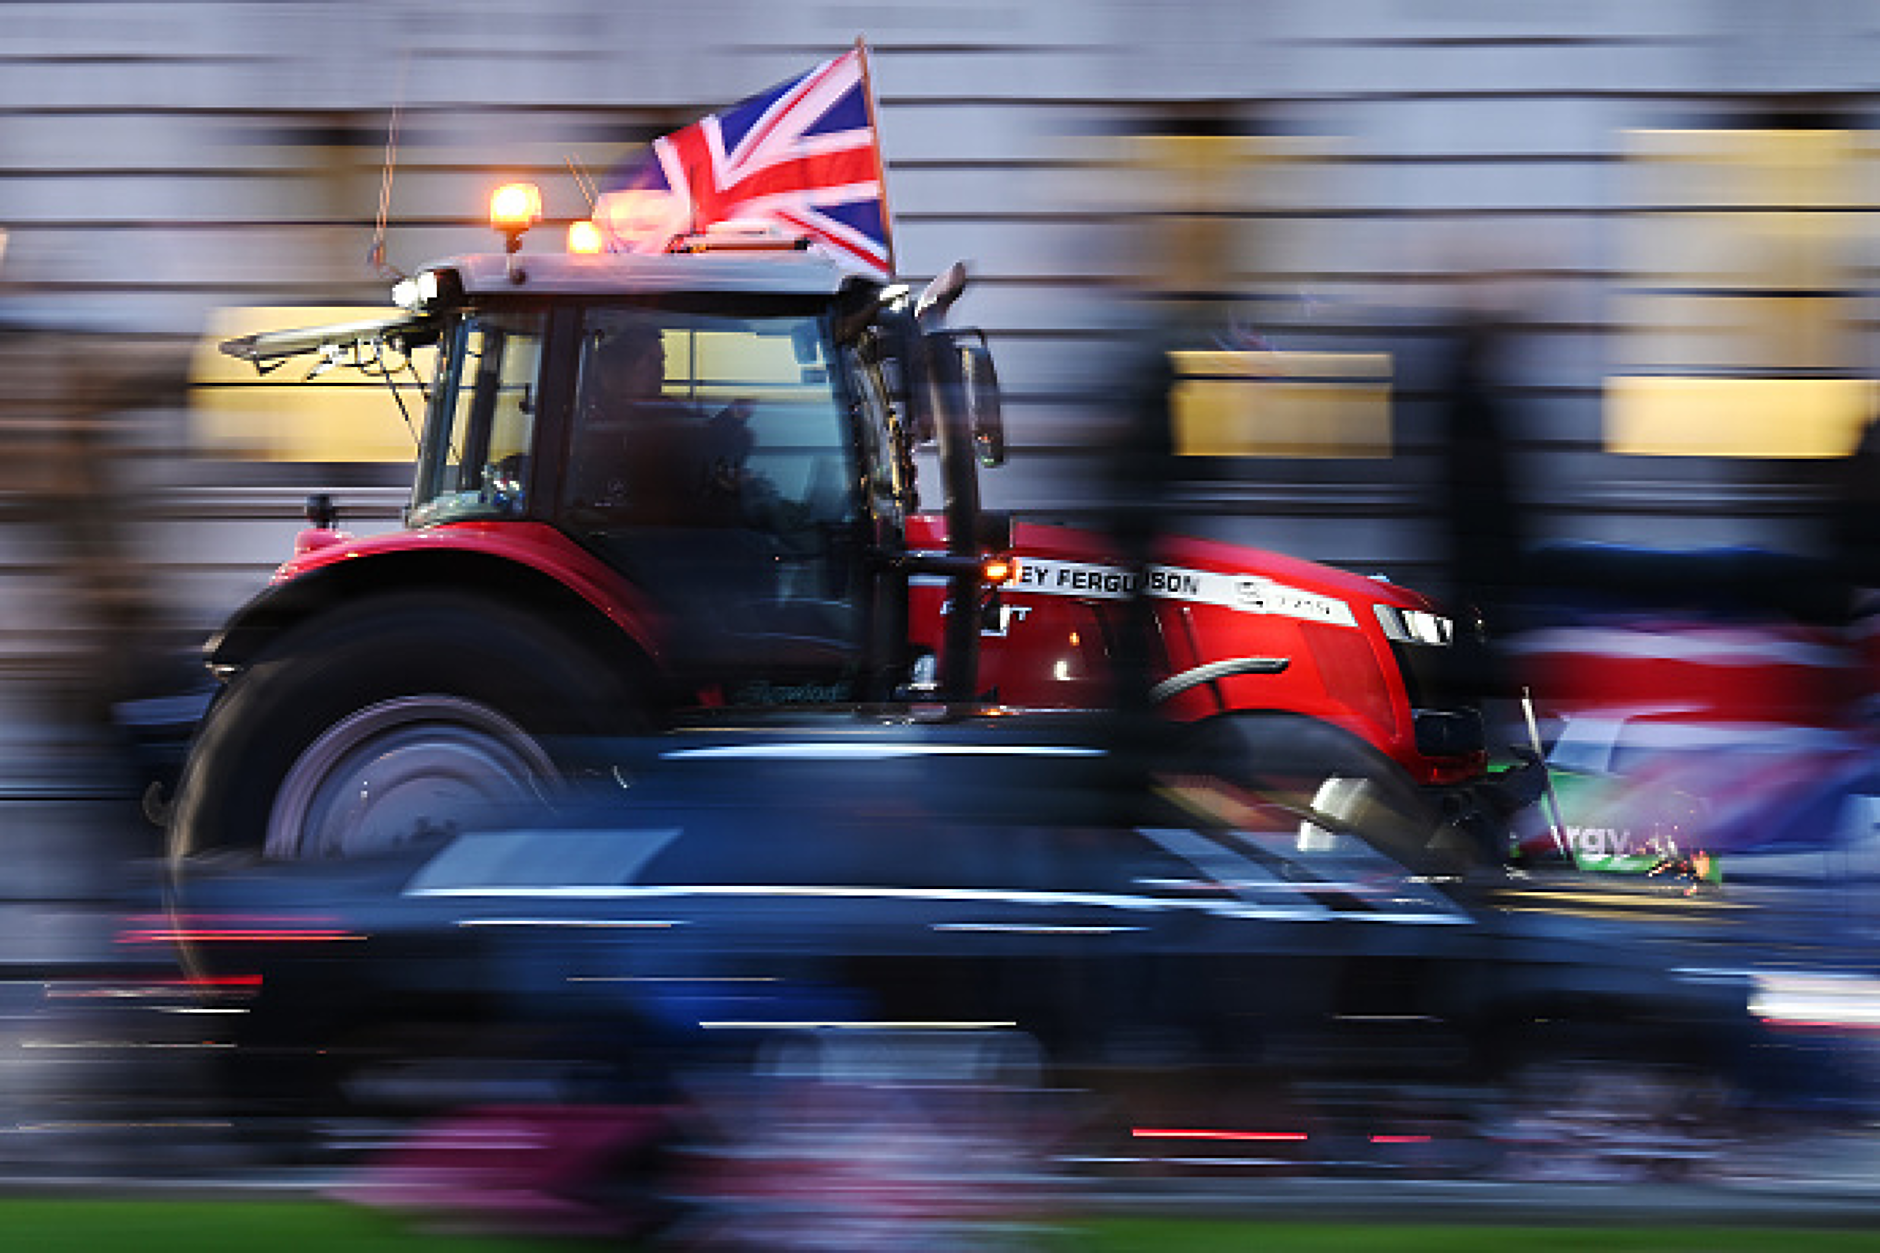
[594,46,894,275]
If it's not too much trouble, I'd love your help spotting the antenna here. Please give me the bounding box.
[566,155,599,214]
[367,54,410,279]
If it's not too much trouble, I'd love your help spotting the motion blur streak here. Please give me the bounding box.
[1133,1129,1310,1142]
[7,5,1880,1229]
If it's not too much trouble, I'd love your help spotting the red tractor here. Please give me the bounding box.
[909,517,1519,837]
[170,198,1533,866]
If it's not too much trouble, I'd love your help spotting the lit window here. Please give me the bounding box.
[1606,128,1870,458]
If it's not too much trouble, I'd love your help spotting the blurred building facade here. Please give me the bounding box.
[2,0,1879,678]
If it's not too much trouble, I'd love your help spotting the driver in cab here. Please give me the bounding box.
[577,323,755,527]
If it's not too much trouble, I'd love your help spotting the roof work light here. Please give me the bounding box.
[566,219,605,254]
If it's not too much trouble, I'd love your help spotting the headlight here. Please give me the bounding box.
[1374,604,1453,646]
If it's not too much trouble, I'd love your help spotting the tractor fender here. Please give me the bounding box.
[206,542,666,696]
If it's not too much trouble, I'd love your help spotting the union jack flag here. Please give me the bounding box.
[594,44,894,275]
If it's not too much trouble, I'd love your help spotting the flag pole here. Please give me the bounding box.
[853,36,897,277]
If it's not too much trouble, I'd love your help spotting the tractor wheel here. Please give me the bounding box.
[169,591,645,862]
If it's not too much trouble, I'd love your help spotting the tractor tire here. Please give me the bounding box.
[169,591,646,862]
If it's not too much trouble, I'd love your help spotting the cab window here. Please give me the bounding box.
[564,307,854,537]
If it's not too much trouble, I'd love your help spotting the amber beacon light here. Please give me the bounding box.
[490,182,543,253]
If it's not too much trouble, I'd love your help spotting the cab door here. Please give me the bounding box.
[556,304,870,708]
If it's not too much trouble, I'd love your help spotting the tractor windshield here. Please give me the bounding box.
[410,308,546,524]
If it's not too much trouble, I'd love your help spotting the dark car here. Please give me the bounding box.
[162,717,1774,1179]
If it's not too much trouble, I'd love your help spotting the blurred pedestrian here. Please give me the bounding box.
[1431,308,1530,707]
[1104,305,1183,723]
[1086,295,1192,835]
[1829,411,1880,607]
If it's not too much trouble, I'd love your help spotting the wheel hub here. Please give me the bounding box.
[267,696,558,859]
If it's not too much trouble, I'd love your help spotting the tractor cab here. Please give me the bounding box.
[398,251,907,702]
[219,226,1004,712]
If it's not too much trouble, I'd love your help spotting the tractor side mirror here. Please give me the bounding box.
[927,329,1004,469]
[959,335,1004,468]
